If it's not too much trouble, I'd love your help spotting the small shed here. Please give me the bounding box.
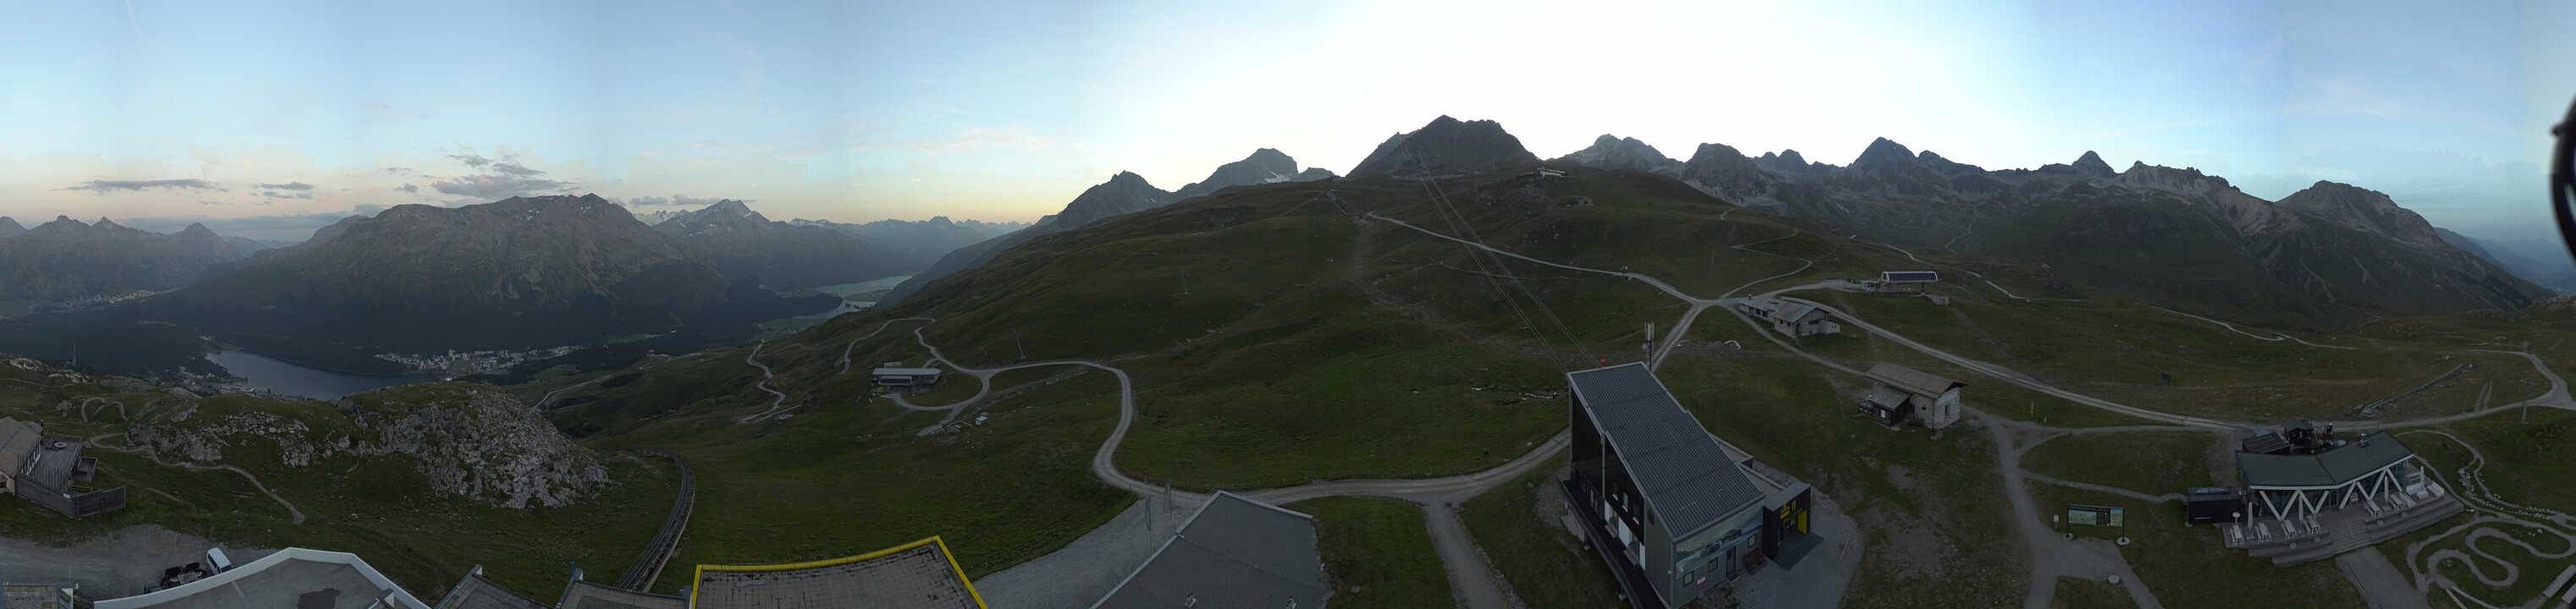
[1858,363,1965,430]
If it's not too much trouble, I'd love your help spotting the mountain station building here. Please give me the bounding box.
[1858,364,1965,431]
[1566,363,1815,608]
[2222,428,2462,565]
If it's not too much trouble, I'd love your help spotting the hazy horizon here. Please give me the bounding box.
[8,0,2574,242]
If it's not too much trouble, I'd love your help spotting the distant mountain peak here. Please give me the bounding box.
[2277,180,2447,248]
[1174,148,1325,200]
[0,217,21,238]
[179,222,218,236]
[2073,151,2113,176]
[1348,115,1539,178]
[1553,134,1682,174]
[1852,137,1918,170]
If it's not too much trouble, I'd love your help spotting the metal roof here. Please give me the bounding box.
[871,368,943,376]
[95,548,432,609]
[1566,362,1766,538]
[0,418,41,478]
[2237,432,2417,489]
[1865,363,1962,399]
[1881,271,1940,283]
[435,571,550,609]
[1093,491,1328,609]
[18,438,83,491]
[556,581,685,609]
[1767,301,1829,324]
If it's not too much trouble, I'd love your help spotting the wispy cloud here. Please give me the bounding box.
[396,184,420,194]
[62,178,227,194]
[430,174,572,199]
[255,181,314,190]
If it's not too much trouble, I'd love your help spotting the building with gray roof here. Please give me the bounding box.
[0,417,124,518]
[1734,298,1841,338]
[1566,362,1807,608]
[555,579,685,609]
[434,568,550,609]
[1860,363,1964,430]
[1092,491,1328,609]
[2237,431,2429,519]
[95,548,432,609]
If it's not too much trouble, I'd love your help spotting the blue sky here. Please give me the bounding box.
[4,0,2572,242]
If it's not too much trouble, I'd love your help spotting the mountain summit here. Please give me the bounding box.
[1173,148,1330,200]
[653,199,910,290]
[1347,116,1540,178]
[0,217,22,239]
[1553,134,1683,175]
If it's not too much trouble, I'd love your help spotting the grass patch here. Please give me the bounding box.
[1461,466,1627,608]
[2051,576,2133,609]
[1291,497,1455,608]
[2024,431,2226,495]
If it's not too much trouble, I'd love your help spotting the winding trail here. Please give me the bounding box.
[2149,305,2357,350]
[733,342,794,424]
[85,433,306,524]
[2398,429,2576,608]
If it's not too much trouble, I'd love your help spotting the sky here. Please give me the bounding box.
[4,0,2573,242]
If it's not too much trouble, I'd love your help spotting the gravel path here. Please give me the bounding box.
[0,525,272,597]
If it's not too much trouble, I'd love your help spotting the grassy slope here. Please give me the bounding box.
[2023,431,2226,495]
[1291,497,1456,608]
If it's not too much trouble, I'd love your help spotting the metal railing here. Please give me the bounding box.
[616,448,696,591]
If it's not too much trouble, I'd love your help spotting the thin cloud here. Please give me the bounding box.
[449,154,493,168]
[397,184,420,194]
[256,181,315,190]
[62,178,227,194]
[430,174,572,199]
[487,160,543,177]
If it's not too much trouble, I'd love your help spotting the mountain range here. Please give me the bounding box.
[1544,131,2543,326]
[651,199,913,291]
[881,147,1339,302]
[0,216,242,301]
[790,216,1025,265]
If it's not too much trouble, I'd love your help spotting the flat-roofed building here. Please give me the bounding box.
[689,536,984,609]
[96,548,432,609]
[434,567,550,609]
[1566,362,1807,608]
[1092,491,1328,609]
[871,365,945,394]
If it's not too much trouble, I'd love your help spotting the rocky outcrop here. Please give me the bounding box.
[129,383,605,509]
